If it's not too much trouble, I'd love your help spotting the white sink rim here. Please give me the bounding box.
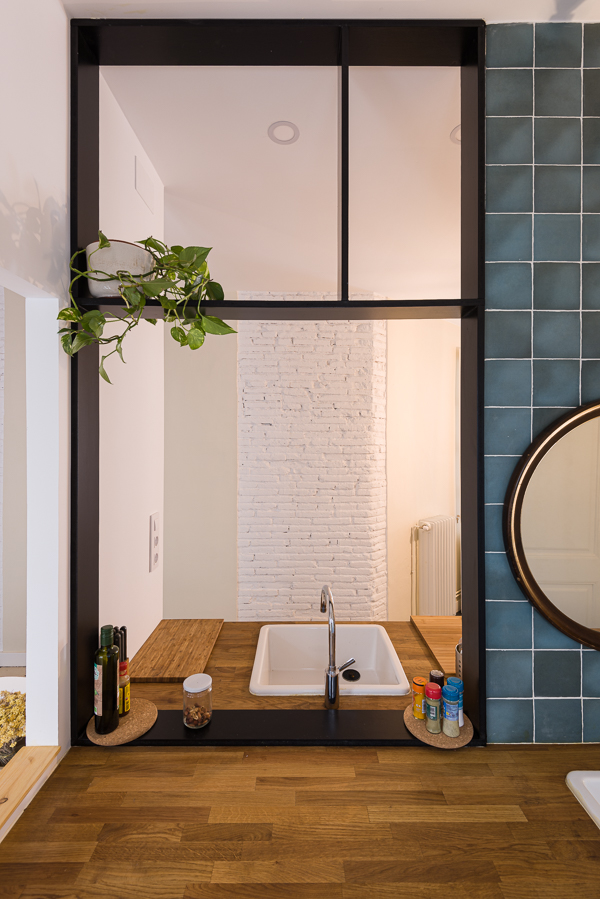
[249,623,410,696]
[566,770,600,830]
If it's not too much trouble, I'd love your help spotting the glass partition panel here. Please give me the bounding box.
[101,66,340,299]
[348,66,461,301]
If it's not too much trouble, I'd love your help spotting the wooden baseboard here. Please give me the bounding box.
[0,746,60,833]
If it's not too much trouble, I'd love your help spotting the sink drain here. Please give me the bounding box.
[342,668,361,682]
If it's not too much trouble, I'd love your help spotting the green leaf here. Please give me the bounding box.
[170,326,186,344]
[116,340,125,363]
[147,318,157,325]
[170,245,183,256]
[123,286,143,306]
[142,279,173,297]
[99,356,112,384]
[71,331,94,354]
[201,314,236,336]
[179,246,211,267]
[81,310,105,338]
[60,333,74,356]
[139,236,166,254]
[205,280,225,301]
[57,307,81,322]
[98,231,111,249]
[187,327,205,350]
[161,298,178,311]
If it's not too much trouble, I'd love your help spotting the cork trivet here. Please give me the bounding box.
[86,698,158,746]
[404,705,473,749]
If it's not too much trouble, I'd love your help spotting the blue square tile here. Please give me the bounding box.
[486,263,532,309]
[535,70,581,117]
[534,263,580,309]
[484,408,532,455]
[486,214,533,262]
[487,166,533,213]
[487,651,533,698]
[485,360,532,406]
[485,455,520,504]
[535,166,581,213]
[535,23,582,68]
[487,699,533,742]
[487,70,534,117]
[534,118,581,165]
[533,406,575,438]
[534,214,581,261]
[583,264,600,309]
[486,600,533,649]
[583,699,600,741]
[585,23,600,66]
[535,698,582,742]
[582,311,600,357]
[583,652,600,696]
[584,167,600,213]
[485,311,532,358]
[485,552,527,601]
[487,24,533,68]
[534,610,581,649]
[533,359,580,406]
[485,504,504,552]
[584,215,600,261]
[584,70,600,116]
[581,361,600,403]
[583,119,600,164]
[487,118,533,165]
[533,311,580,357]
[534,650,581,697]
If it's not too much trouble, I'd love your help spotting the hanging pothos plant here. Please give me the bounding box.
[58,232,236,383]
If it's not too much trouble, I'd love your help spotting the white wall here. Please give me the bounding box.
[238,319,387,621]
[163,326,238,622]
[387,319,460,621]
[0,0,70,757]
[2,289,26,657]
[98,74,166,659]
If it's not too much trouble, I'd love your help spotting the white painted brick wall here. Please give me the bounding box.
[237,319,387,621]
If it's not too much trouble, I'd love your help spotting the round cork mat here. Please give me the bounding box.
[86,698,158,746]
[404,705,474,749]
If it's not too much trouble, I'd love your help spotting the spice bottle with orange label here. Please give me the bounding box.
[412,676,427,720]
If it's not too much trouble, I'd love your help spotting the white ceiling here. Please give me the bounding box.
[64,0,600,25]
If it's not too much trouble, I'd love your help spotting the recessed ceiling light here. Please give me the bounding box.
[268,121,300,145]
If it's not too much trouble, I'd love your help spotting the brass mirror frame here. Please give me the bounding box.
[504,399,600,650]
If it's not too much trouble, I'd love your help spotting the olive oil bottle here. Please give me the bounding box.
[94,625,120,734]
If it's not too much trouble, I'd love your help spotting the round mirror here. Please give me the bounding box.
[504,401,600,649]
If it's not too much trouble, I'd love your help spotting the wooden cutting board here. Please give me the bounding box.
[410,615,462,675]
[129,619,224,683]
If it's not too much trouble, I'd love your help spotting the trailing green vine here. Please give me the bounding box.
[58,232,236,383]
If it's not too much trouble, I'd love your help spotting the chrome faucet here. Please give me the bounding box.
[320,585,355,710]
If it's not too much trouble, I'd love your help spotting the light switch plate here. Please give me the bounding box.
[149,512,160,572]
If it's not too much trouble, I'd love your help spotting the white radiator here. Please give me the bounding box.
[412,515,460,616]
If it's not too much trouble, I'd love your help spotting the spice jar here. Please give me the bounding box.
[442,684,460,737]
[183,673,212,729]
[429,669,445,689]
[425,682,442,734]
[446,676,464,727]
[412,677,427,720]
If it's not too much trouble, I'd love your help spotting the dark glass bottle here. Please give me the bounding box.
[94,624,120,734]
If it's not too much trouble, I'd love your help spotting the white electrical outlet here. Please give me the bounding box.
[149,512,160,572]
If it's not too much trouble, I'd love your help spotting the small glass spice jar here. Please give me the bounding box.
[442,684,460,738]
[412,677,427,720]
[446,676,464,727]
[183,673,213,729]
[425,682,442,734]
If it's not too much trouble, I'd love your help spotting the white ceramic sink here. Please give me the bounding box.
[249,624,410,696]
[566,771,600,829]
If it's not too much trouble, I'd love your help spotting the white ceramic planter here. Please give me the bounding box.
[85,239,154,298]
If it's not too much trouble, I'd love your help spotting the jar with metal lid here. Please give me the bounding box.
[442,684,460,737]
[183,673,212,728]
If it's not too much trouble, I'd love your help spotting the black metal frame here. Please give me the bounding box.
[70,18,486,747]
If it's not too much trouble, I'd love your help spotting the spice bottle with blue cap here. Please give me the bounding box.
[446,676,464,727]
[442,684,460,738]
[183,673,212,728]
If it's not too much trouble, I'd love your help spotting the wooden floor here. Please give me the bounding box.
[134,621,438,711]
[3,743,600,898]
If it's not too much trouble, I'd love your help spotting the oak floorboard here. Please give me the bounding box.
[180,824,273,842]
[343,858,499,884]
[1,823,103,843]
[96,822,185,843]
[368,805,527,823]
[74,860,214,888]
[208,807,370,825]
[90,842,244,862]
[0,843,97,864]
[210,859,345,883]
[294,789,446,806]
[241,839,415,861]
[342,887,500,899]
[184,886,344,898]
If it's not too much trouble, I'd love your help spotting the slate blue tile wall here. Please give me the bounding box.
[486,23,600,743]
